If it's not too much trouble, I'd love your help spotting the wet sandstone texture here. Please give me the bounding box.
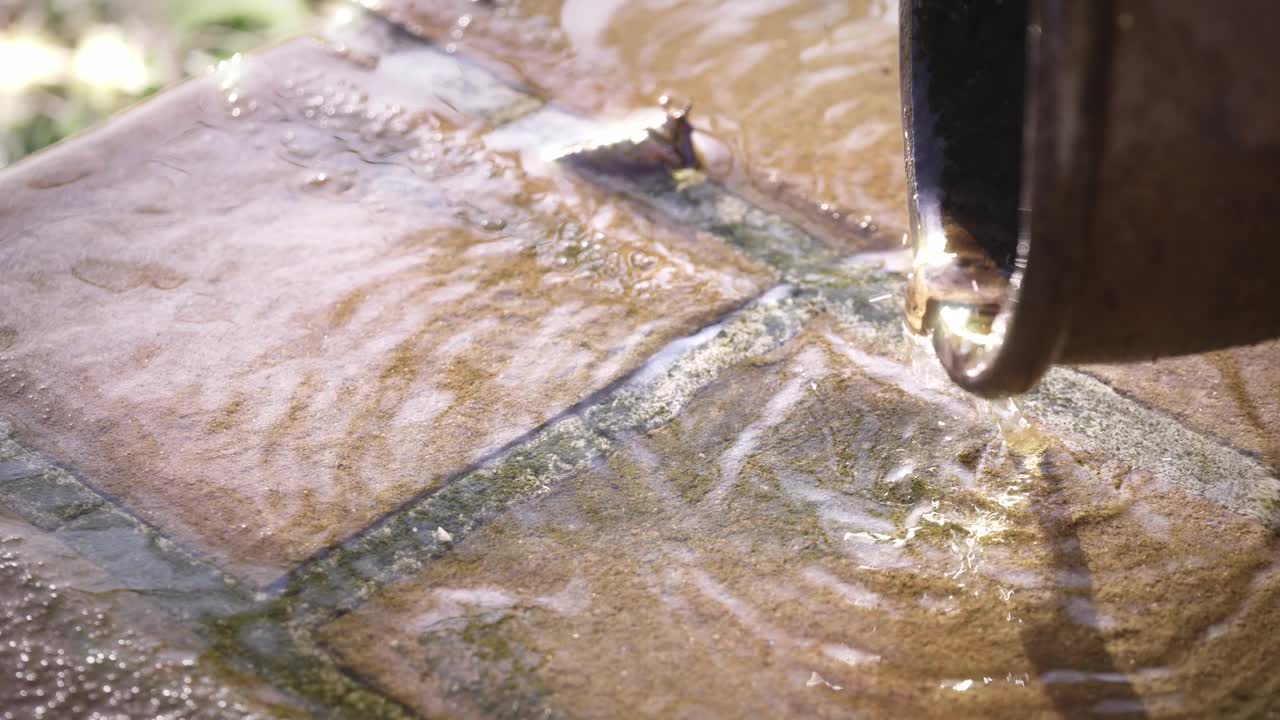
[321,322,1280,719]
[0,2,1279,719]
[1085,342,1280,473]
[0,503,294,719]
[378,0,907,236]
[0,40,770,584]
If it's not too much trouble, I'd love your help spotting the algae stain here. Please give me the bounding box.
[330,332,437,515]
[0,326,15,351]
[207,602,415,720]
[329,289,368,328]
[207,396,248,434]
[379,339,424,384]
[1208,350,1279,469]
[461,615,519,663]
[263,373,321,462]
[129,342,163,369]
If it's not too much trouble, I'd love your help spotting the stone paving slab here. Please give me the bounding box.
[0,35,772,584]
[1024,370,1280,532]
[280,286,812,618]
[0,507,300,719]
[1084,341,1280,472]
[482,103,899,281]
[0,418,415,719]
[0,420,251,623]
[319,319,1280,719]
[375,0,908,235]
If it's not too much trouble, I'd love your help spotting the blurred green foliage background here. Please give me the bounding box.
[0,0,323,167]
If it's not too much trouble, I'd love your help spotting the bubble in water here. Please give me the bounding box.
[0,526,278,719]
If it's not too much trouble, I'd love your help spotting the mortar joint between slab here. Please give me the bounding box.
[276,284,814,623]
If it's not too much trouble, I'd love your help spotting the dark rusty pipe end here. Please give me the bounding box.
[901,0,1280,397]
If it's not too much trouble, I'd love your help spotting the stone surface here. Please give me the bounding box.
[0,508,298,719]
[1083,341,1280,472]
[1025,370,1280,532]
[812,259,1280,529]
[376,0,908,236]
[321,320,1280,719]
[0,37,772,584]
[0,416,255,626]
[4,6,1280,719]
[283,288,812,616]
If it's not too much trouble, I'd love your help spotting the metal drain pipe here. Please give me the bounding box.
[900,0,1280,396]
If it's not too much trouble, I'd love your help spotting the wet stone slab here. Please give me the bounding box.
[320,320,1280,719]
[811,255,1280,529]
[1083,341,1280,473]
[0,36,772,584]
[376,0,907,237]
[0,507,298,719]
[281,288,813,617]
